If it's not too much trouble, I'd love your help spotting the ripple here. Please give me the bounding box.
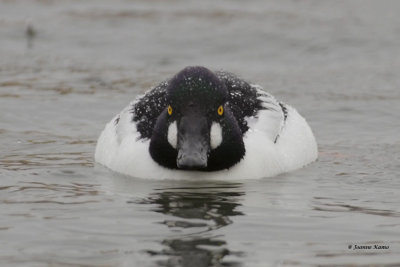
[1,152,93,170]
[313,202,400,217]
[0,181,102,205]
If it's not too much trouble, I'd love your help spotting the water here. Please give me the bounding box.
[1,0,400,266]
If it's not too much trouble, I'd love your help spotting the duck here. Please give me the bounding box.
[95,66,318,180]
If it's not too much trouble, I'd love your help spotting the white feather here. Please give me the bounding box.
[210,122,222,149]
[167,121,178,149]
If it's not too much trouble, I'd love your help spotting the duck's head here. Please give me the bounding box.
[149,66,245,171]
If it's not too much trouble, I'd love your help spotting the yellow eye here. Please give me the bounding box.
[167,105,173,115]
[217,105,224,116]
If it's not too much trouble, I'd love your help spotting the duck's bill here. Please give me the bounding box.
[176,115,209,170]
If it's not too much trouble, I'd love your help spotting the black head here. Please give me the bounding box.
[149,66,245,171]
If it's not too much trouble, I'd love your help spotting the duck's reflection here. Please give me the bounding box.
[142,182,245,267]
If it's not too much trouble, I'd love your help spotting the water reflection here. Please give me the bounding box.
[140,183,245,267]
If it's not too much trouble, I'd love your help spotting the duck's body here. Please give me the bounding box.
[95,67,317,180]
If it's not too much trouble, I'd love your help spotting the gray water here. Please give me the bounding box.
[1,0,400,266]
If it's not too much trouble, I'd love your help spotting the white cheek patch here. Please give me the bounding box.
[210,122,223,149]
[167,121,178,149]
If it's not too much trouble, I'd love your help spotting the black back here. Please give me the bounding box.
[131,81,168,139]
[215,71,261,134]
